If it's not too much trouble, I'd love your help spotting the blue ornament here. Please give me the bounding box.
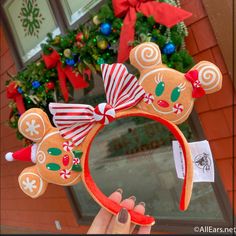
[100,22,112,36]
[66,58,75,66]
[17,87,23,94]
[162,42,176,55]
[32,81,41,89]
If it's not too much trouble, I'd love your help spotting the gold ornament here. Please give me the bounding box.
[97,40,108,50]
[93,15,101,25]
[64,49,71,58]
[53,36,61,44]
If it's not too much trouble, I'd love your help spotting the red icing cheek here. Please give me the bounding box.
[62,154,70,166]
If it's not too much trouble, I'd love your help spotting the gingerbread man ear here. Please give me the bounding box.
[129,42,162,72]
[18,108,52,142]
[190,61,222,94]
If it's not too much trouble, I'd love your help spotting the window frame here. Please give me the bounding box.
[0,0,67,70]
[65,110,233,233]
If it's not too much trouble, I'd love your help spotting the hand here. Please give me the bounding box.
[87,189,152,234]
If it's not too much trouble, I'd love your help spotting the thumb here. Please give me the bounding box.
[111,208,131,234]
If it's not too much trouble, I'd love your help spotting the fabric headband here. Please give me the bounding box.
[48,63,193,226]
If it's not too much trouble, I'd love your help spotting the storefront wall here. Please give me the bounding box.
[0,0,234,233]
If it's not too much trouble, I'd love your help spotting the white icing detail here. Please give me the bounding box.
[31,144,37,163]
[19,113,45,141]
[25,120,40,136]
[37,131,59,152]
[37,151,46,164]
[196,63,221,91]
[134,44,161,69]
[19,172,43,197]
[22,177,37,192]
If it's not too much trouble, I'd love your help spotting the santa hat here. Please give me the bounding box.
[5,144,37,163]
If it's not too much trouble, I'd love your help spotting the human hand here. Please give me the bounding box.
[87,189,152,234]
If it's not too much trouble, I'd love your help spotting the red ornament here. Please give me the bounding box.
[76,32,84,42]
[46,81,55,90]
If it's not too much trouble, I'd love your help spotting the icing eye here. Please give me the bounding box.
[155,82,165,96]
[47,148,62,156]
[171,87,181,102]
[46,163,61,171]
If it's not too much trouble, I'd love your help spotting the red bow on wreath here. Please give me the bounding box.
[42,50,89,102]
[6,82,26,114]
[112,0,192,63]
[185,70,205,98]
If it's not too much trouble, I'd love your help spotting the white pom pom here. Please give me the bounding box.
[5,152,14,162]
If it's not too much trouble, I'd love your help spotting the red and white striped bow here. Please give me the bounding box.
[49,63,145,146]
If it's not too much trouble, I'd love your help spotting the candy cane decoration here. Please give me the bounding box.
[49,63,145,146]
[143,93,154,104]
[63,141,74,151]
[173,103,184,114]
[73,158,80,165]
[60,169,71,179]
[93,103,116,125]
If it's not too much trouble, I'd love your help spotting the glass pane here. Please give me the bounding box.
[3,0,60,63]
[60,0,101,26]
[71,94,224,221]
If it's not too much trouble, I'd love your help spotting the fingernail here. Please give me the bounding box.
[139,201,145,207]
[129,195,136,202]
[118,208,128,224]
[116,188,123,194]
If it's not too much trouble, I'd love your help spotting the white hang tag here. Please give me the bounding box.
[172,140,215,182]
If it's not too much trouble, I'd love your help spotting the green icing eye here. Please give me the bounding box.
[47,148,62,156]
[155,82,165,96]
[171,87,181,102]
[46,163,61,171]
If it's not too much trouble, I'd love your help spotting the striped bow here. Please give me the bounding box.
[49,63,145,146]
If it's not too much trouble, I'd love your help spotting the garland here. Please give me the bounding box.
[5,0,194,142]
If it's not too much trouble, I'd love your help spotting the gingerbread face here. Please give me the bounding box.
[16,108,82,198]
[130,42,223,124]
[138,68,194,124]
[36,130,82,186]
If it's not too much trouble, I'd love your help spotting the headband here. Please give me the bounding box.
[5,42,222,226]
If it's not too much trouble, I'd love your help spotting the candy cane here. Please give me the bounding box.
[63,141,74,151]
[143,93,154,104]
[60,169,71,179]
[173,103,184,114]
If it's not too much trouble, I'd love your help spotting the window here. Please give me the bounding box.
[67,73,232,233]
[0,0,102,69]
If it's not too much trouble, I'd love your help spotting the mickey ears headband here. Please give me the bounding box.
[6,42,222,226]
[49,63,193,226]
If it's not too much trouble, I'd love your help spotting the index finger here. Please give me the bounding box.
[87,189,123,234]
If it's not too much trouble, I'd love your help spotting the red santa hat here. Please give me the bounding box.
[5,144,37,163]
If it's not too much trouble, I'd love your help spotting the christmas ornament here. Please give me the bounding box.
[113,0,192,62]
[93,15,101,25]
[53,36,61,44]
[65,58,75,66]
[97,39,108,50]
[97,58,105,65]
[17,87,23,94]
[32,81,41,89]
[162,42,176,55]
[100,22,112,36]
[46,82,55,90]
[63,49,71,58]
[76,32,84,42]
